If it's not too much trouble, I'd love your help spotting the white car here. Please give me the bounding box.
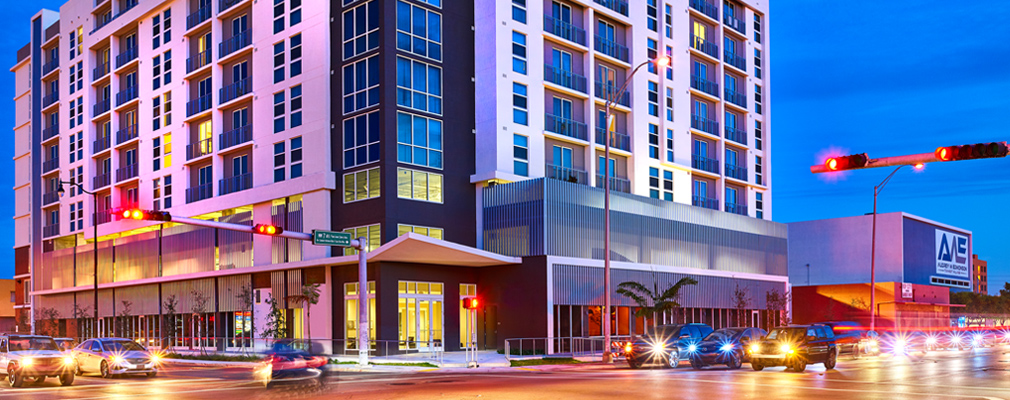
[73,338,161,378]
[0,335,76,387]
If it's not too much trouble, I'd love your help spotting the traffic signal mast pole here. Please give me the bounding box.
[810,152,936,174]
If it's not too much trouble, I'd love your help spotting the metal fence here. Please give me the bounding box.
[503,335,635,361]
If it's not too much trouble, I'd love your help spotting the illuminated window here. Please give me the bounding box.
[397,168,442,203]
[342,224,381,255]
[397,224,443,240]
[343,167,381,203]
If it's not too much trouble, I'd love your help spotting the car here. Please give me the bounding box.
[681,327,767,370]
[254,339,329,388]
[0,334,76,387]
[815,321,875,357]
[624,323,713,369]
[940,329,970,350]
[748,324,838,372]
[879,330,929,356]
[967,330,997,348]
[72,338,161,378]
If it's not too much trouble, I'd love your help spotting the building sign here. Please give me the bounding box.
[935,230,970,279]
[901,283,913,299]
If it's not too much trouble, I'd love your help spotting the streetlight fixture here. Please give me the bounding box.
[869,164,920,332]
[57,180,100,338]
[601,55,671,363]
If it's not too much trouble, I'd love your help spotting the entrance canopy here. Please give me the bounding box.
[362,233,521,267]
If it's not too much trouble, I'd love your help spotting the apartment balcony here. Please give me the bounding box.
[219,125,252,150]
[219,30,251,58]
[691,114,719,135]
[220,0,246,12]
[93,62,110,81]
[594,81,630,107]
[186,6,211,30]
[116,163,138,182]
[41,58,59,76]
[724,14,745,34]
[692,154,720,174]
[187,138,214,160]
[93,99,112,116]
[43,191,60,206]
[595,174,631,193]
[726,164,748,181]
[42,124,59,141]
[725,125,747,145]
[725,202,748,216]
[594,36,629,63]
[186,183,213,204]
[94,13,113,32]
[690,75,719,97]
[93,135,111,154]
[94,209,113,226]
[544,64,587,93]
[690,35,719,59]
[690,0,718,20]
[42,157,59,174]
[594,128,630,152]
[544,15,586,46]
[115,47,138,69]
[187,94,213,117]
[219,173,252,196]
[725,88,747,108]
[593,0,628,16]
[115,0,138,17]
[116,124,138,144]
[115,85,138,106]
[187,50,212,73]
[693,195,719,210]
[546,163,588,185]
[43,224,60,238]
[219,77,251,104]
[93,173,111,190]
[42,92,59,108]
[545,114,588,141]
[725,50,746,71]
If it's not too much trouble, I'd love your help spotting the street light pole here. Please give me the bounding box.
[58,180,99,338]
[869,164,919,332]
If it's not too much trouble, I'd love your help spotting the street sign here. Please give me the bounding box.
[901,283,913,299]
[312,230,352,246]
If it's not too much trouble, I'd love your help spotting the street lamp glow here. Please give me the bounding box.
[655,55,671,68]
[914,163,924,170]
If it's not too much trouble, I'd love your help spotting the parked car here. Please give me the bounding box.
[815,321,876,357]
[72,338,161,378]
[749,324,838,372]
[0,334,76,387]
[624,323,713,369]
[254,339,329,388]
[681,327,767,370]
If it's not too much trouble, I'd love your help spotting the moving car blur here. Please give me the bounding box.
[255,339,330,389]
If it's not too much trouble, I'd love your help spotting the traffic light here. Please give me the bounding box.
[462,297,479,310]
[254,224,284,235]
[935,142,1009,162]
[119,209,172,222]
[824,153,869,171]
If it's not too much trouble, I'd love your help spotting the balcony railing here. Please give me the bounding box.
[43,191,60,206]
[187,138,214,160]
[594,36,629,63]
[219,173,252,196]
[595,175,631,193]
[42,92,59,108]
[546,164,588,185]
[94,99,111,116]
[43,224,60,238]
[115,0,138,17]
[724,14,745,33]
[544,64,587,93]
[690,0,718,20]
[594,81,630,107]
[219,77,251,104]
[595,128,630,152]
[693,195,719,210]
[725,125,747,145]
[186,7,211,30]
[187,94,213,116]
[725,50,746,71]
[726,164,748,181]
[116,85,138,106]
[186,183,214,204]
[692,154,720,174]
[220,0,245,12]
[545,114,588,141]
[219,30,251,58]
[94,210,113,226]
[690,75,719,97]
[42,58,59,75]
[42,157,59,173]
[94,13,113,32]
[116,163,138,182]
[593,0,628,16]
[544,15,586,46]
[690,34,719,59]
[115,47,138,68]
[725,88,747,108]
[93,62,110,80]
[93,135,111,153]
[116,124,138,144]
[725,202,748,216]
[691,114,719,135]
[42,125,59,141]
[187,50,212,73]
[93,173,111,189]
[219,125,252,149]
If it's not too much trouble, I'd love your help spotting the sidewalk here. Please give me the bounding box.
[162,350,511,371]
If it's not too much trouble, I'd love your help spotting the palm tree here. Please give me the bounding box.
[617,276,698,334]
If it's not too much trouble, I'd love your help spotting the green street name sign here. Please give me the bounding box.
[312,230,352,247]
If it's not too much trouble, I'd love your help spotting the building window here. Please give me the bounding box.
[343,55,380,113]
[274,142,286,182]
[395,57,442,115]
[69,61,83,94]
[646,38,658,73]
[648,81,659,117]
[273,42,285,83]
[273,0,285,34]
[647,0,657,31]
[513,83,528,125]
[152,92,171,131]
[663,170,673,201]
[152,51,172,90]
[753,14,762,43]
[755,121,763,150]
[290,85,303,128]
[343,111,380,168]
[273,92,285,133]
[664,4,673,39]
[754,84,763,114]
[755,156,763,186]
[69,166,82,196]
[397,168,443,203]
[69,97,83,129]
[665,46,673,80]
[396,112,443,169]
[342,224,381,255]
[648,167,659,199]
[290,137,303,178]
[152,134,171,171]
[69,132,83,163]
[512,31,527,74]
[754,49,762,79]
[512,0,526,24]
[666,129,674,162]
[152,10,171,49]
[344,282,377,348]
[648,124,659,159]
[396,1,442,61]
[153,177,163,210]
[69,27,82,59]
[397,224,443,239]
[513,134,529,176]
[343,166,381,203]
[755,192,764,219]
[290,0,302,26]
[343,1,379,60]
[665,87,673,121]
[289,34,302,78]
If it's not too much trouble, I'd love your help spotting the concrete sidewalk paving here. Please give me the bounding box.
[162,350,511,371]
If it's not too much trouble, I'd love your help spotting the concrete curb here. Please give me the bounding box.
[162,359,259,368]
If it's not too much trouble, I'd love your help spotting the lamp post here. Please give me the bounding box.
[601,55,670,363]
[57,180,100,338]
[869,163,922,332]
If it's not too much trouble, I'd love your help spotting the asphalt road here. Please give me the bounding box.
[3,347,1010,400]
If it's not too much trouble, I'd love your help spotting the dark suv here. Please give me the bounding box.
[749,324,838,372]
[624,323,713,369]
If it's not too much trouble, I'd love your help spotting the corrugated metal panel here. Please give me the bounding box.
[162,224,216,276]
[114,284,161,315]
[482,179,544,257]
[271,271,286,307]
[97,241,115,284]
[37,293,75,318]
[286,269,303,307]
[161,278,215,313]
[218,274,252,312]
[99,289,115,317]
[272,204,287,264]
[75,291,95,317]
[287,201,303,262]
[113,231,160,282]
[219,212,253,270]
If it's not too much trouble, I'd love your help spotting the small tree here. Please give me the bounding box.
[162,295,179,352]
[617,275,698,334]
[234,284,256,352]
[850,297,870,311]
[116,300,134,338]
[72,304,91,339]
[190,289,211,355]
[732,284,751,327]
[36,307,61,337]
[766,288,791,327]
[262,296,287,341]
[286,283,321,343]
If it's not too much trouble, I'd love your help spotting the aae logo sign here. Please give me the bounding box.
[935,230,969,279]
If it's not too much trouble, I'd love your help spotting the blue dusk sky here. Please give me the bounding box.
[1,1,1007,293]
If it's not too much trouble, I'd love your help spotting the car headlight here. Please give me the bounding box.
[749,344,760,354]
[151,354,162,364]
[926,337,937,345]
[63,356,75,366]
[779,344,794,354]
[894,340,906,352]
[110,355,122,364]
[22,357,34,367]
[720,343,734,352]
[687,344,697,353]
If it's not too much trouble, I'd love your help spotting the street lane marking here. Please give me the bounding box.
[0,377,226,397]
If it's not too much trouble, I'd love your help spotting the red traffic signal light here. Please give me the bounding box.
[254,224,284,235]
[119,209,172,222]
[825,153,869,171]
[462,297,479,309]
[935,142,1009,162]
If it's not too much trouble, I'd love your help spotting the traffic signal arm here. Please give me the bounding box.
[812,142,1008,174]
[162,215,312,241]
[812,152,937,174]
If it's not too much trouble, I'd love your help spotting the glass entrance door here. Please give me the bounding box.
[398,281,444,352]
